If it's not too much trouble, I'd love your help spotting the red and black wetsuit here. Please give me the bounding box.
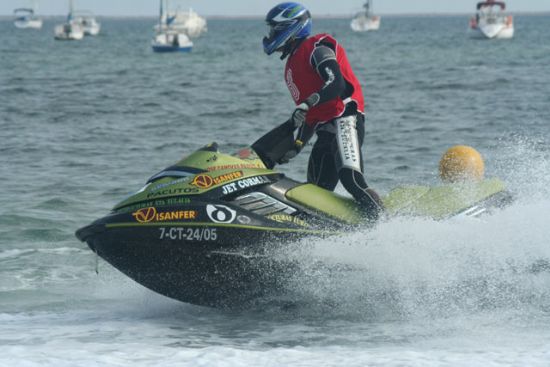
[285,34,364,127]
[284,34,381,219]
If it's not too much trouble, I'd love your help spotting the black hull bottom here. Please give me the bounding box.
[86,226,304,308]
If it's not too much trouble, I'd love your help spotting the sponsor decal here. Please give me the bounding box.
[212,171,243,185]
[120,198,189,214]
[151,177,192,192]
[337,116,361,171]
[132,207,197,223]
[192,174,213,188]
[237,215,251,224]
[285,68,300,102]
[146,187,199,198]
[165,197,192,205]
[159,227,217,241]
[221,175,271,195]
[207,163,263,172]
[120,201,155,213]
[133,207,156,223]
[192,171,244,189]
[267,214,309,227]
[206,204,236,224]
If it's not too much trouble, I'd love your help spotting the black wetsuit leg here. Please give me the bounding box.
[307,130,339,191]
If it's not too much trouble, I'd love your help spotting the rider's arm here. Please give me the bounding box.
[303,45,346,108]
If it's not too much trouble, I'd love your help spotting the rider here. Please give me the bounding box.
[262,2,383,220]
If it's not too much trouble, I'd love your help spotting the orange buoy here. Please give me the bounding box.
[439,145,485,183]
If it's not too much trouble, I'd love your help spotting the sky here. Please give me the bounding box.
[3,0,550,17]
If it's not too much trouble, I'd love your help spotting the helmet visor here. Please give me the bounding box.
[266,23,276,40]
[262,20,299,55]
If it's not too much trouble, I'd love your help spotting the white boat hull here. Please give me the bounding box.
[14,18,43,29]
[54,23,84,40]
[481,23,503,38]
[495,26,514,39]
[469,22,514,39]
[350,16,381,32]
[182,23,207,38]
[83,23,101,36]
[158,8,207,38]
[74,16,101,36]
[152,32,193,53]
[469,11,514,39]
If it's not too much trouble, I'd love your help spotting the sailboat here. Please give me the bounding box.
[72,10,101,36]
[159,7,207,38]
[469,0,514,39]
[54,0,84,40]
[350,0,381,32]
[13,0,43,29]
[152,0,194,53]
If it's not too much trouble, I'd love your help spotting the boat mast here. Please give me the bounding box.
[158,0,163,29]
[68,0,74,21]
[364,0,370,13]
[166,0,170,27]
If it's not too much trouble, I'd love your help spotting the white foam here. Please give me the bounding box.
[280,196,550,319]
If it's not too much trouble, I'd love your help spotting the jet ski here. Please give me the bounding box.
[76,125,513,308]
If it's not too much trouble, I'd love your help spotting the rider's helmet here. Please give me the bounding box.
[263,2,312,57]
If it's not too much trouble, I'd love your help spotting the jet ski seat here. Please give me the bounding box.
[285,183,362,225]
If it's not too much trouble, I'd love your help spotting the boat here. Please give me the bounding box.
[155,6,207,38]
[72,10,101,36]
[13,1,43,29]
[152,0,193,53]
[469,0,514,39]
[152,31,193,53]
[75,123,513,308]
[350,0,381,32]
[54,21,84,41]
[54,0,84,41]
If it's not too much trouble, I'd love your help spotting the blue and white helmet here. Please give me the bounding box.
[263,2,312,56]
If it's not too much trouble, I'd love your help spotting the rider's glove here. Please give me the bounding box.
[290,102,309,129]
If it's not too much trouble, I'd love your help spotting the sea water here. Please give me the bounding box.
[1,15,549,366]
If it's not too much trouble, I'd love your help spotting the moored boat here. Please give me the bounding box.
[469,0,514,39]
[351,0,381,32]
[155,7,207,38]
[73,10,101,36]
[152,0,194,53]
[13,1,42,29]
[54,0,84,41]
[152,31,193,53]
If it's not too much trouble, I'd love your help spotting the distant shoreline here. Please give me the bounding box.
[1,11,549,19]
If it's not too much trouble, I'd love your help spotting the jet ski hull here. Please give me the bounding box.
[81,226,298,307]
[76,201,330,308]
